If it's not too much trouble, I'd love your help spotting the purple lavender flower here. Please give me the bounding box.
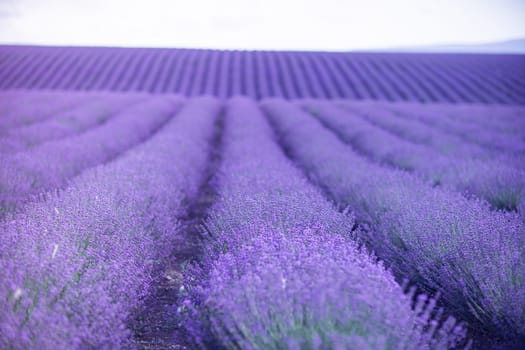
[0,95,179,216]
[0,96,220,349]
[0,90,95,131]
[263,98,525,343]
[183,97,467,349]
[302,100,525,212]
[0,93,147,153]
[390,102,525,156]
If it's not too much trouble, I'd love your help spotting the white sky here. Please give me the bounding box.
[0,0,524,51]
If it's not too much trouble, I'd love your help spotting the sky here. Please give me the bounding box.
[0,0,524,51]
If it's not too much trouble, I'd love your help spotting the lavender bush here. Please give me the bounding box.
[389,103,525,156]
[0,91,94,131]
[336,101,495,160]
[263,98,525,344]
[182,97,467,349]
[302,100,525,212]
[421,104,525,137]
[0,95,179,216]
[0,87,522,349]
[0,96,220,349]
[0,93,146,153]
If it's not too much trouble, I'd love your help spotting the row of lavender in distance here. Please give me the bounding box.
[1,46,524,104]
[0,93,147,153]
[0,90,96,131]
[336,101,525,170]
[332,102,470,159]
[428,104,525,135]
[0,95,178,216]
[301,101,525,212]
[0,97,220,349]
[182,97,467,349]
[262,99,525,345]
[418,104,525,139]
[388,103,525,156]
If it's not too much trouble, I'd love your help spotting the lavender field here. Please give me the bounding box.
[1,46,525,104]
[0,47,524,350]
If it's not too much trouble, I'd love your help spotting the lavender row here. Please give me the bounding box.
[422,103,525,137]
[0,90,95,131]
[339,101,487,157]
[389,103,525,155]
[340,101,524,166]
[262,99,525,344]
[0,97,220,349]
[0,93,146,153]
[182,97,467,349]
[302,100,525,212]
[0,96,178,216]
[1,46,524,104]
